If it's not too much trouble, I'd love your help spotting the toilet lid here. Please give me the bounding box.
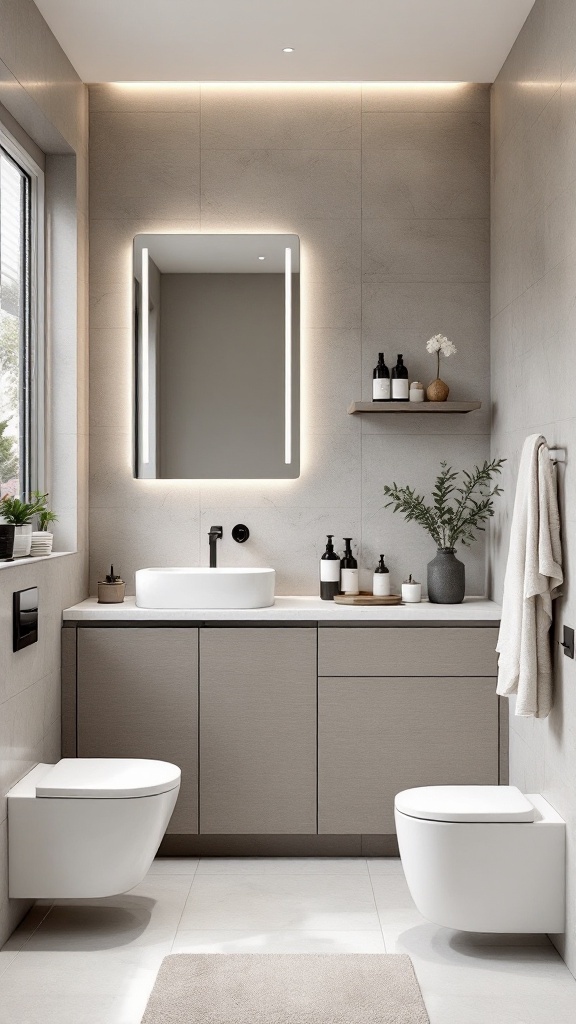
[36,759,181,799]
[395,786,536,823]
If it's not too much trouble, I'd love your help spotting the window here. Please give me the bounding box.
[0,130,43,499]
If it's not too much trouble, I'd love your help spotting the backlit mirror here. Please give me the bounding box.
[133,233,300,479]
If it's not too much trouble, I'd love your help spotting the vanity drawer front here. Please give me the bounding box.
[318,676,499,834]
[318,627,499,677]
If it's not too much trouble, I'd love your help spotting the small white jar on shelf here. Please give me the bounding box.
[402,575,422,603]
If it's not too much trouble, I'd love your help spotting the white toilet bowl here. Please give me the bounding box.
[8,759,180,899]
[395,785,565,933]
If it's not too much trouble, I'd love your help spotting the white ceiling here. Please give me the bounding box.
[34,0,535,83]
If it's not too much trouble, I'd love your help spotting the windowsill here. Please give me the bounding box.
[0,550,76,570]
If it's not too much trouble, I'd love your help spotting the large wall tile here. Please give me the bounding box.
[88,83,489,602]
[361,433,490,594]
[89,83,200,114]
[362,219,489,284]
[362,111,489,158]
[200,149,361,225]
[362,83,489,115]
[200,86,361,150]
[362,149,488,220]
[90,112,200,220]
[491,0,576,977]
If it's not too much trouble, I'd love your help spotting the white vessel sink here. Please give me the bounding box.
[135,567,275,609]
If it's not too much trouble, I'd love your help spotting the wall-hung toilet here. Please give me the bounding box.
[395,786,565,933]
[7,759,180,899]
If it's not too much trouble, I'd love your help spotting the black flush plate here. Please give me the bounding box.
[13,587,39,652]
[561,625,575,659]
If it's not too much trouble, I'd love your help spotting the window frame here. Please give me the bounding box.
[0,123,45,500]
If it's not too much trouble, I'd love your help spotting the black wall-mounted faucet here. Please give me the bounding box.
[208,526,223,568]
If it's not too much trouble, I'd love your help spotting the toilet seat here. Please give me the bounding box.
[395,785,536,823]
[36,758,181,799]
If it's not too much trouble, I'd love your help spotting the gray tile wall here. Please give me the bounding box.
[491,0,576,976]
[89,83,490,596]
[0,1,88,947]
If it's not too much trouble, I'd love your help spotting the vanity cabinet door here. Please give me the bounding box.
[318,676,499,834]
[199,627,317,834]
[77,627,198,834]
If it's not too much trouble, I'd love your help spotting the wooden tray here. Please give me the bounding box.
[333,592,402,606]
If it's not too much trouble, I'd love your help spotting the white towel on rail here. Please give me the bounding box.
[496,434,563,718]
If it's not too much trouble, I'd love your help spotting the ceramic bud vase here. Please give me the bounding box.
[427,378,450,402]
[12,523,33,558]
[427,547,465,604]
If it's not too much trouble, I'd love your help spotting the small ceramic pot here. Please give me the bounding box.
[427,378,450,402]
[98,580,126,604]
[427,547,465,604]
[402,580,422,603]
[0,524,15,561]
[409,382,425,403]
[12,524,33,558]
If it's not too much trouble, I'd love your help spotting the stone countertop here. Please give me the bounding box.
[63,595,501,623]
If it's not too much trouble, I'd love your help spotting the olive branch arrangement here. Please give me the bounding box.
[383,459,505,549]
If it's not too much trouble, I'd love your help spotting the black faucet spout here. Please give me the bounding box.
[208,526,223,568]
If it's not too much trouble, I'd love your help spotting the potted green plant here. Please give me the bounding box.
[31,499,58,556]
[0,491,50,558]
[383,459,505,603]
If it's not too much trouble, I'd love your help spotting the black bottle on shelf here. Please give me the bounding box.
[391,354,409,401]
[340,538,359,595]
[320,535,341,601]
[372,352,391,401]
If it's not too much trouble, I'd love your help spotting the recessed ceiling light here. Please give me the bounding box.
[258,255,266,260]
[282,47,295,53]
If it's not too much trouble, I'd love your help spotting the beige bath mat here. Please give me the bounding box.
[141,953,430,1024]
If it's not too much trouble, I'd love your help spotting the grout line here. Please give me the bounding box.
[169,863,200,953]
[365,858,387,952]
[0,901,55,975]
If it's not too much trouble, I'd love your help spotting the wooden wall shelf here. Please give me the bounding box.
[348,401,482,415]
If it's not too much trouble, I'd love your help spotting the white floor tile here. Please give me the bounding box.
[20,875,192,959]
[0,951,160,1024]
[366,857,405,876]
[389,923,576,1024]
[147,857,200,875]
[195,857,369,875]
[179,873,381,932]
[172,928,386,954]
[1,856,576,1024]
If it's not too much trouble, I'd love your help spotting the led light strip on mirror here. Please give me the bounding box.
[284,245,291,466]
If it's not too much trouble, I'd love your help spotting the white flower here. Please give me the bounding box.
[426,334,457,358]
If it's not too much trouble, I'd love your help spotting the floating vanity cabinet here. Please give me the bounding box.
[75,627,198,834]
[199,627,317,834]
[318,627,500,835]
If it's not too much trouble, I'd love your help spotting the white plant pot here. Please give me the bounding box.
[13,524,33,558]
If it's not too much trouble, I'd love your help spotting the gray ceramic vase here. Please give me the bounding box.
[427,547,465,604]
